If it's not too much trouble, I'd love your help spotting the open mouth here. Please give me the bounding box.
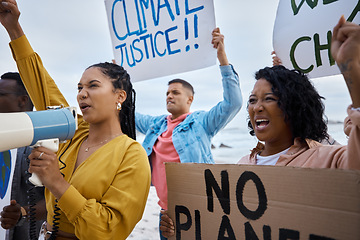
[255,119,269,129]
[79,103,90,111]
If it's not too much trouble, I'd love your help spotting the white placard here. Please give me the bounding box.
[273,0,360,79]
[0,149,17,239]
[104,0,217,82]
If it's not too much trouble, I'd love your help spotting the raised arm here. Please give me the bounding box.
[0,0,24,40]
[0,0,69,110]
[331,16,360,108]
[212,27,229,66]
[331,16,360,169]
[200,28,242,136]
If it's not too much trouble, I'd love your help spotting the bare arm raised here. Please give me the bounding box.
[331,16,360,108]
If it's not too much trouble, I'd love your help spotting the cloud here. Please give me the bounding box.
[0,0,350,136]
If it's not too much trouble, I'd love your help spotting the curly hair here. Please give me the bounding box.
[87,62,136,140]
[247,65,328,142]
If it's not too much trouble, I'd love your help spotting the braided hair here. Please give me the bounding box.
[87,62,136,140]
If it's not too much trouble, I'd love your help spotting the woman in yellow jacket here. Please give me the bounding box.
[0,1,151,239]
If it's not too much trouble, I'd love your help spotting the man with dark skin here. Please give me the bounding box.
[0,72,46,240]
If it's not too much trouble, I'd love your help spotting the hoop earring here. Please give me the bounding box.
[117,102,122,111]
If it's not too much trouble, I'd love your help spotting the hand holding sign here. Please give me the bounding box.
[160,209,175,238]
[211,28,229,66]
[271,51,282,66]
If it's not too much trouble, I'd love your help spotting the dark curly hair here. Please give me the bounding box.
[87,62,136,140]
[247,65,328,142]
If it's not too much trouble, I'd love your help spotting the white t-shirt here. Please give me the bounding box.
[256,147,290,166]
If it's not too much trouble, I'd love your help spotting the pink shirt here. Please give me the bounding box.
[151,113,189,209]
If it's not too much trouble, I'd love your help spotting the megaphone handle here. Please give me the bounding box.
[29,139,59,187]
[28,173,43,187]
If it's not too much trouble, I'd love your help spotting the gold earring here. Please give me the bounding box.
[117,102,122,111]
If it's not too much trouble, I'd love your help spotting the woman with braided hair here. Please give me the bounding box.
[88,62,137,140]
[0,1,151,239]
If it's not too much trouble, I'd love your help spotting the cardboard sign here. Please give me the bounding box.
[104,0,216,82]
[166,163,360,240]
[0,149,17,239]
[273,0,360,79]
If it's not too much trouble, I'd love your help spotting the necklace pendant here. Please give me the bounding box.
[85,147,89,152]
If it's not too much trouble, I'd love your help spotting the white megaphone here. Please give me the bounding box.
[0,107,77,186]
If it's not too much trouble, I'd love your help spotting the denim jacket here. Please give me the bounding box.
[135,64,242,164]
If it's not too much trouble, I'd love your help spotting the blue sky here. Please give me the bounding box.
[0,0,351,142]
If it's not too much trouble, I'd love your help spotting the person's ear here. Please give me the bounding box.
[187,95,194,105]
[117,89,127,104]
[17,95,29,111]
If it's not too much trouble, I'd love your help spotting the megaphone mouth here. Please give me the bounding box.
[0,108,77,152]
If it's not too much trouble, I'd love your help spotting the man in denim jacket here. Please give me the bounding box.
[135,28,242,239]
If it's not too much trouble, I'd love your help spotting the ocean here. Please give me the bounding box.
[211,122,347,164]
[137,121,347,165]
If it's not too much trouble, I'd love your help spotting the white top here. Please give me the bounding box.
[256,147,291,166]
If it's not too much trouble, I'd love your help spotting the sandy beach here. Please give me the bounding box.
[127,186,161,240]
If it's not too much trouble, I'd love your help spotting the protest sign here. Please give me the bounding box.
[0,149,17,239]
[104,0,216,82]
[166,163,360,240]
[273,0,360,79]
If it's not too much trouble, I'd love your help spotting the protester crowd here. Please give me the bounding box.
[0,0,359,239]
